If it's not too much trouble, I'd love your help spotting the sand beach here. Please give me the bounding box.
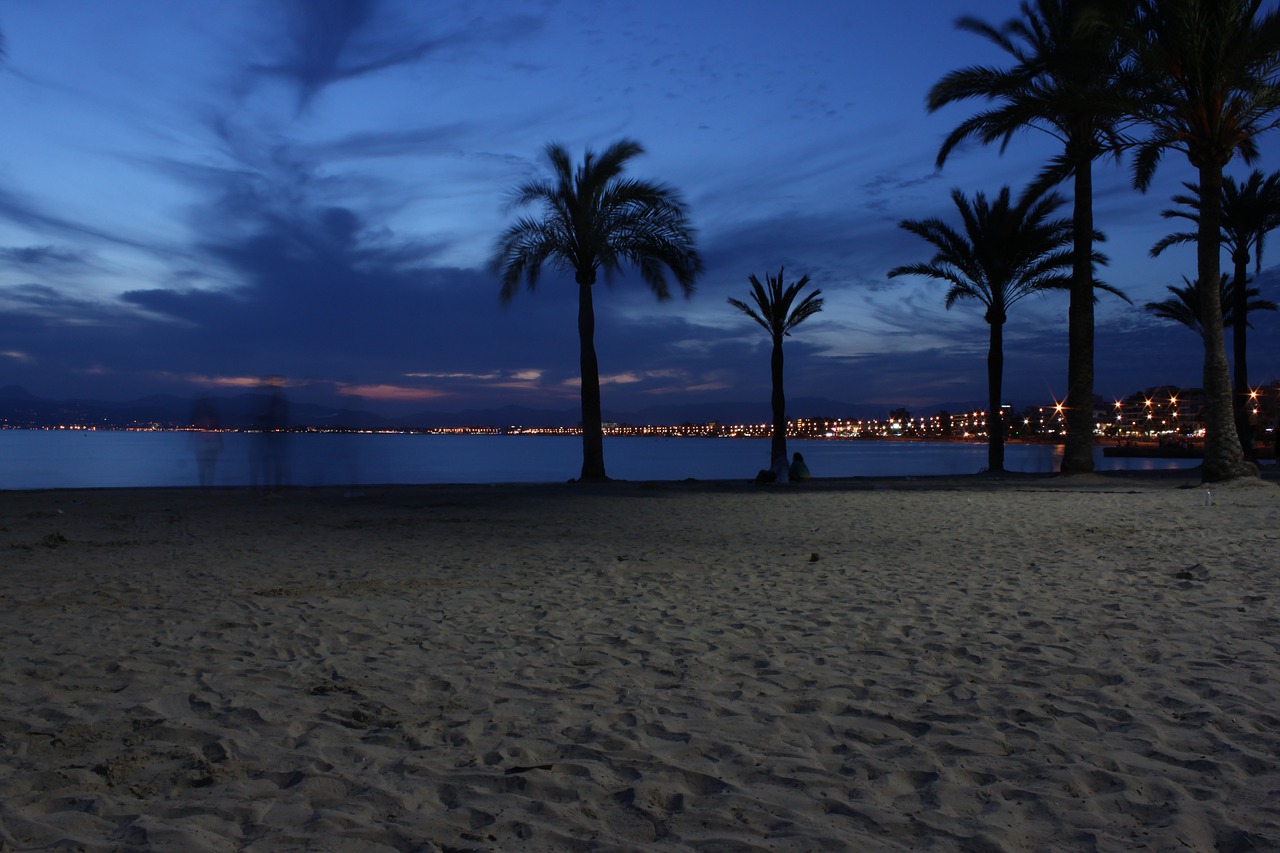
[2,472,1279,851]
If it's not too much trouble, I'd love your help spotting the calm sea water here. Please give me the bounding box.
[0,431,1197,490]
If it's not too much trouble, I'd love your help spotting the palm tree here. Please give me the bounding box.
[491,139,703,481]
[889,187,1095,472]
[1144,274,1277,337]
[1128,0,1280,481]
[1149,171,1280,458]
[728,268,824,465]
[928,0,1133,475]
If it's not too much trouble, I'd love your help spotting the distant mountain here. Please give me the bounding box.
[0,385,39,400]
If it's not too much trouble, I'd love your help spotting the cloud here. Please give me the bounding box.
[400,368,554,394]
[0,283,140,324]
[173,373,277,389]
[248,0,443,111]
[405,370,501,381]
[0,186,153,252]
[336,382,447,402]
[304,125,475,160]
[242,1,544,113]
[0,245,90,268]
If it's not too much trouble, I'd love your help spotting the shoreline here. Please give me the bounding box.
[3,462,1277,497]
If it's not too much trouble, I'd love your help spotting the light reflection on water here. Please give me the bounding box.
[0,431,1200,490]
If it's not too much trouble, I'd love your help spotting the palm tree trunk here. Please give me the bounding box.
[1061,162,1095,474]
[770,335,787,463]
[1197,163,1254,482]
[987,320,1005,473]
[577,276,608,481]
[1231,255,1254,461]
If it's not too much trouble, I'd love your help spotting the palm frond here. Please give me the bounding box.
[1148,168,1280,265]
[490,138,702,299]
[726,297,770,333]
[1144,272,1274,335]
[1145,278,1206,337]
[891,183,1081,319]
[729,268,824,339]
[930,0,1134,177]
[1128,0,1280,187]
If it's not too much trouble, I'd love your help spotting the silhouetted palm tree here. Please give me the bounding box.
[491,139,703,481]
[1128,0,1280,481]
[1144,274,1276,337]
[929,0,1133,475]
[728,268,824,465]
[889,187,1099,472]
[1150,171,1280,457]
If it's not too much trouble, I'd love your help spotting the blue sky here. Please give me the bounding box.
[3,0,1280,421]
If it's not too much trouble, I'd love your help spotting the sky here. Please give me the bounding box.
[3,0,1280,423]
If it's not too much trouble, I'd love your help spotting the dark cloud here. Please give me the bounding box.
[0,118,576,407]
[0,245,89,268]
[250,0,444,111]
[0,283,120,319]
[304,125,474,160]
[0,186,152,252]
[244,1,545,113]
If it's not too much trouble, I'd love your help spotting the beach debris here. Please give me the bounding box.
[505,763,558,775]
[809,552,820,562]
[39,532,69,548]
[1173,563,1210,584]
[1204,490,1213,507]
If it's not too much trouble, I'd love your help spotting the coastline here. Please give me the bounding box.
[0,430,1215,491]
[4,475,1278,850]
[5,460,1273,498]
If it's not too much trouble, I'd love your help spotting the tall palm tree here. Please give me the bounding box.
[1149,171,1280,457]
[1128,0,1280,481]
[728,268,824,465]
[491,139,703,481]
[928,0,1133,475]
[889,187,1095,472]
[1144,274,1276,337]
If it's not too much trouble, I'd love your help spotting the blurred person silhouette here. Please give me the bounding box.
[189,396,223,488]
[327,377,363,493]
[790,451,811,481]
[252,377,291,491]
[770,452,791,484]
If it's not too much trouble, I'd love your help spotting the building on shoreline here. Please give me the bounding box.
[5,381,1279,443]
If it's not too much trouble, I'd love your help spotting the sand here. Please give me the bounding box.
[1,473,1279,852]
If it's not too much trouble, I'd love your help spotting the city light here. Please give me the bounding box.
[4,382,1278,446]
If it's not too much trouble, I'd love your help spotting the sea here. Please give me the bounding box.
[0,430,1198,491]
